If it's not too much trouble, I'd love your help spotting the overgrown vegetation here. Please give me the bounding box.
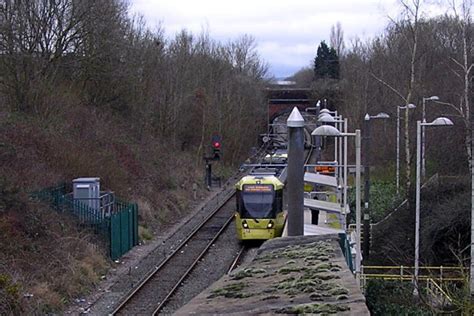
[295,0,473,311]
[275,303,350,314]
[365,280,431,315]
[0,0,268,312]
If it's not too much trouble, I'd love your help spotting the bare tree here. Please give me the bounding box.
[370,0,423,199]
[330,22,345,57]
[0,0,92,113]
[441,0,474,297]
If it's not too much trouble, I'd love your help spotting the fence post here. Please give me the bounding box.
[400,265,404,281]
[134,203,139,246]
[361,266,367,293]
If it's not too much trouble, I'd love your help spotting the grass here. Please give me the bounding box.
[208,282,252,299]
[231,268,267,280]
[138,225,153,241]
[275,303,350,314]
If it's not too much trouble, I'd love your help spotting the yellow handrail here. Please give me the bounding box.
[359,265,467,287]
[426,278,453,304]
[363,265,467,270]
[362,274,464,282]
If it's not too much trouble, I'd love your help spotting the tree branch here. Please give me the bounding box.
[370,72,407,102]
[434,100,466,117]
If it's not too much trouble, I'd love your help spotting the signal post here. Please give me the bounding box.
[204,134,222,189]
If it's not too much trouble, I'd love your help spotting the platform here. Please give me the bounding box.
[176,235,368,315]
[304,172,338,188]
[304,198,350,214]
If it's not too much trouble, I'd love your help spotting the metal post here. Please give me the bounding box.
[334,111,338,163]
[205,160,212,189]
[363,115,371,259]
[355,129,362,280]
[339,115,343,197]
[422,98,426,179]
[414,120,422,295]
[343,118,348,229]
[315,102,321,162]
[287,107,305,236]
[396,106,400,195]
[312,102,321,227]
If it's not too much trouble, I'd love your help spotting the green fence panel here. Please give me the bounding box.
[120,209,130,255]
[133,204,139,246]
[110,213,122,260]
[130,205,138,248]
[127,208,133,249]
[339,233,354,272]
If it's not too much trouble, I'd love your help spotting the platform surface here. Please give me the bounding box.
[176,235,368,315]
[304,172,338,187]
[304,198,348,214]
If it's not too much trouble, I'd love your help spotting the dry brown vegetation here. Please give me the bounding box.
[336,1,473,267]
[0,0,268,312]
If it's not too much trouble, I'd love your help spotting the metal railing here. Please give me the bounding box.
[347,223,372,244]
[360,265,464,308]
[360,265,467,286]
[426,278,453,305]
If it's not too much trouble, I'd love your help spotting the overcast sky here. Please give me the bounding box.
[129,0,443,78]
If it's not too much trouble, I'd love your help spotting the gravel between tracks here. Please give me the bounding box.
[158,218,241,314]
[116,193,236,314]
[66,175,241,315]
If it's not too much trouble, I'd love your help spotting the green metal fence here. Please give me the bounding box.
[338,232,354,272]
[110,200,139,260]
[32,183,138,260]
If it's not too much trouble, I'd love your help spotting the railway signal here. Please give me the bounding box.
[211,135,221,160]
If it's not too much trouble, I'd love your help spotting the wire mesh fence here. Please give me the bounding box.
[32,183,138,260]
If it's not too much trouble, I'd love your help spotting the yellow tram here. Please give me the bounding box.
[235,175,286,240]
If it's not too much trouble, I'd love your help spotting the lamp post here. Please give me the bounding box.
[312,125,362,279]
[414,117,453,294]
[421,96,440,179]
[363,112,390,259]
[397,104,416,195]
[319,109,341,165]
[318,113,346,203]
[315,101,321,162]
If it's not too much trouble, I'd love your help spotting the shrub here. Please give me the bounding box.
[365,280,430,315]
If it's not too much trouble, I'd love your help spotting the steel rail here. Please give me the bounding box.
[152,213,235,314]
[111,189,236,315]
[226,245,246,275]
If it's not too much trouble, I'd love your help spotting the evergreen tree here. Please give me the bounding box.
[313,41,340,80]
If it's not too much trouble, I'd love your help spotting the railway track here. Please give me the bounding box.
[112,190,236,315]
[227,245,247,274]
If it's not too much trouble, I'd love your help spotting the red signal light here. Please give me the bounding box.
[213,142,221,149]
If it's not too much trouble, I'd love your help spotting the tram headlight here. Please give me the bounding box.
[242,220,249,229]
[267,220,274,229]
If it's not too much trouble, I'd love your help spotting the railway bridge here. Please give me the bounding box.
[267,87,315,123]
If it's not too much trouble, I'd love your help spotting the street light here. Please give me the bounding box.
[318,113,346,200]
[312,125,362,280]
[320,108,336,115]
[414,117,453,294]
[363,112,390,259]
[422,96,440,179]
[318,111,341,159]
[397,104,416,195]
[318,113,338,123]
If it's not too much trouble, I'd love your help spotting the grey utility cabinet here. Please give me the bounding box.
[73,177,100,211]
